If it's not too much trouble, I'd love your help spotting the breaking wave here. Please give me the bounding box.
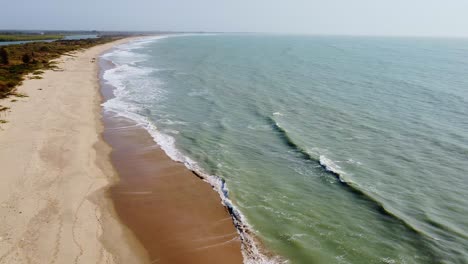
[265,115,441,261]
[100,36,284,264]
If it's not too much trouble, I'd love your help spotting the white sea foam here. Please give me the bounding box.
[141,118,282,264]
[159,119,188,125]
[247,125,270,131]
[163,129,180,135]
[346,158,363,165]
[100,35,281,264]
[319,155,348,182]
[188,89,209,97]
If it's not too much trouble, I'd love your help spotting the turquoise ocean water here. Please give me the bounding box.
[101,34,468,264]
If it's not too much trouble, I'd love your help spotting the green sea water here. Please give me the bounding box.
[102,34,468,264]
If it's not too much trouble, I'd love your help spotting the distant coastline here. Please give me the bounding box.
[0,34,64,42]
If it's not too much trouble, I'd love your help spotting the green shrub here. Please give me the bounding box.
[0,48,8,65]
[0,36,122,98]
[22,53,31,63]
[40,46,50,52]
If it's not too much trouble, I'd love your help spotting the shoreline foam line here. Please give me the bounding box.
[100,35,282,264]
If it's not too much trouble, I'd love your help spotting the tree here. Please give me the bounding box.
[22,53,31,64]
[0,48,9,65]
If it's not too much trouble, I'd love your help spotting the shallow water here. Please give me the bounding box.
[101,34,468,264]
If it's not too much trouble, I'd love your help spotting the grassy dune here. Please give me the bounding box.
[0,37,122,98]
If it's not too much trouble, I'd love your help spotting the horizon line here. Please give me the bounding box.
[1,29,468,39]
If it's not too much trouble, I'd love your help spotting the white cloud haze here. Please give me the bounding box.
[2,0,468,37]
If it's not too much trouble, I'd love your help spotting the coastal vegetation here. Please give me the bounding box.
[0,37,122,98]
[0,34,64,42]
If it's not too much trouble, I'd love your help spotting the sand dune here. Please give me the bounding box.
[0,38,148,264]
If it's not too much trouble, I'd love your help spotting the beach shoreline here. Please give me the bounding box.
[99,38,244,263]
[0,37,150,264]
[0,36,246,264]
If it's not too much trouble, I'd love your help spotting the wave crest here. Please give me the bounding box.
[266,114,440,252]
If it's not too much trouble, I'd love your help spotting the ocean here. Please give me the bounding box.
[101,34,468,264]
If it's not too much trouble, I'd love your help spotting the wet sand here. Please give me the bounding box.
[100,49,244,263]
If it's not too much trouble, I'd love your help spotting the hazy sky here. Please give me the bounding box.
[2,0,468,37]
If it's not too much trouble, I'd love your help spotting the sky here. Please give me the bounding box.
[1,0,468,37]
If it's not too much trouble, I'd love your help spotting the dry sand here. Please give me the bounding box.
[0,38,148,264]
[0,37,244,264]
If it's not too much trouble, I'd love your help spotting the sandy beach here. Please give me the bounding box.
[0,37,242,263]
